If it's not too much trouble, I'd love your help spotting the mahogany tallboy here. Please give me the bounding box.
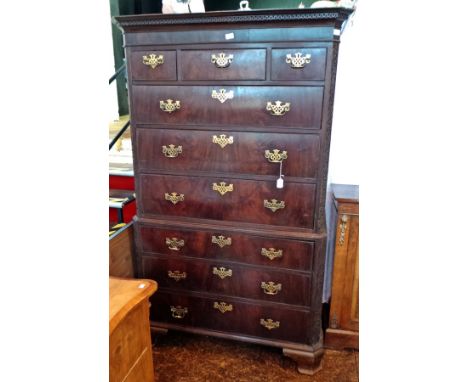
[114,8,353,375]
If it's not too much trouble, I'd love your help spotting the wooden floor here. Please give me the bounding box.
[152,331,358,382]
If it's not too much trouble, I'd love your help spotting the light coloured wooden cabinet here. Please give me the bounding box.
[110,278,157,382]
[325,184,359,349]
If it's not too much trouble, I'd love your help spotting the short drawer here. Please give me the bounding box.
[139,174,316,229]
[136,128,320,179]
[129,50,177,81]
[179,49,266,80]
[137,225,313,271]
[150,292,311,344]
[142,256,310,306]
[131,85,323,129]
[271,48,327,81]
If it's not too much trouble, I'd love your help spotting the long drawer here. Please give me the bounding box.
[150,292,311,344]
[137,225,314,271]
[142,256,310,306]
[131,85,323,129]
[136,128,320,178]
[139,174,316,229]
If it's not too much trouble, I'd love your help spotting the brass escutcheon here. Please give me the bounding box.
[212,134,234,148]
[264,199,285,212]
[211,235,232,248]
[213,301,233,313]
[168,270,187,281]
[160,99,181,113]
[170,305,188,319]
[212,182,234,196]
[165,192,184,205]
[261,281,282,295]
[285,52,311,68]
[266,101,290,116]
[162,144,182,158]
[211,52,234,68]
[265,149,288,163]
[142,53,164,69]
[212,89,234,104]
[261,248,283,260]
[213,267,232,279]
[260,318,280,330]
[166,237,185,251]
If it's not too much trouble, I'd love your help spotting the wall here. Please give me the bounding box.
[327,9,360,185]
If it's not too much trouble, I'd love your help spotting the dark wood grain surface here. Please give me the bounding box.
[136,128,321,178]
[139,173,316,228]
[150,291,311,344]
[137,224,314,271]
[142,255,311,306]
[131,85,324,129]
[179,49,266,80]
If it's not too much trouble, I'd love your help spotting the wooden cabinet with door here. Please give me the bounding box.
[325,184,359,350]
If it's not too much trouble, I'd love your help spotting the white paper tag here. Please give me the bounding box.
[276,177,284,189]
[225,32,235,40]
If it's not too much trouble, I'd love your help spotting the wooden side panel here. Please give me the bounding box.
[340,215,359,331]
[109,225,135,278]
[110,302,154,382]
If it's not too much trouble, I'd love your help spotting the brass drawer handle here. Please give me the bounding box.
[265,149,288,163]
[213,301,233,313]
[170,305,188,319]
[285,52,311,68]
[166,237,185,251]
[261,281,282,295]
[165,192,184,205]
[264,199,285,212]
[266,101,290,116]
[142,54,164,69]
[213,267,232,279]
[211,52,233,68]
[162,144,182,158]
[212,134,234,148]
[261,247,283,260]
[160,99,181,113]
[260,318,280,330]
[211,235,232,248]
[168,270,187,281]
[212,182,234,196]
[212,89,234,104]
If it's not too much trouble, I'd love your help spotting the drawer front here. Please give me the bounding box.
[130,50,177,81]
[139,174,316,229]
[179,49,266,80]
[271,48,327,81]
[136,128,320,178]
[137,225,313,271]
[150,292,311,344]
[142,256,310,306]
[131,85,323,129]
